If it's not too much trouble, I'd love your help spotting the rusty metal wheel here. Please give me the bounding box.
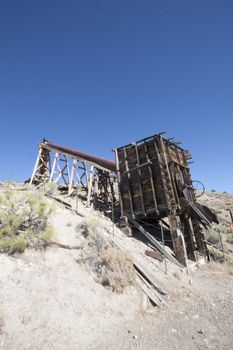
[192,180,205,198]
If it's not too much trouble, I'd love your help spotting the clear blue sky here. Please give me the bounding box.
[0,1,232,192]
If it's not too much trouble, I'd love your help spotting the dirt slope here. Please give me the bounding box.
[0,185,233,350]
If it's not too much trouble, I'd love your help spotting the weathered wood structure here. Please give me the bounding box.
[114,133,218,265]
[30,134,218,267]
[30,140,116,207]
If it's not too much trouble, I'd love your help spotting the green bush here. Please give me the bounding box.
[0,189,54,254]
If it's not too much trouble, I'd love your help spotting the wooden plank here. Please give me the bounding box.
[143,141,158,214]
[135,275,161,306]
[45,195,74,210]
[128,216,183,268]
[123,147,135,217]
[135,270,166,305]
[134,142,146,216]
[183,218,197,261]
[30,148,42,184]
[168,215,186,266]
[87,165,94,206]
[133,260,168,295]
[152,139,170,212]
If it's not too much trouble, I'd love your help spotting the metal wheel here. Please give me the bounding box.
[192,180,205,198]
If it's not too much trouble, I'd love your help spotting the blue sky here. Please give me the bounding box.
[0,0,232,192]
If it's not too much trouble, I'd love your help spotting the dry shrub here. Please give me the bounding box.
[78,217,134,293]
[97,247,134,293]
[44,182,59,196]
[76,216,101,238]
[205,228,221,246]
[208,246,226,263]
[0,189,54,254]
[208,245,233,267]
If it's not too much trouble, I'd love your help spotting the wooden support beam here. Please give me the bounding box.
[68,159,76,194]
[30,148,42,184]
[168,215,186,266]
[182,218,197,261]
[49,152,59,182]
[87,166,94,206]
[127,216,183,268]
[133,142,146,217]
[123,147,135,217]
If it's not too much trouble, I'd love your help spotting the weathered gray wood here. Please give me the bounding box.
[128,216,183,268]
[135,270,165,304]
[136,276,161,306]
[87,165,94,206]
[123,147,135,217]
[168,215,186,266]
[45,195,72,208]
[133,260,169,295]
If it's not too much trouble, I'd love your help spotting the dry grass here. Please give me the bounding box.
[208,246,226,263]
[77,217,134,293]
[97,246,134,293]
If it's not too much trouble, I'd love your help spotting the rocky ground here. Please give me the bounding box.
[0,185,233,350]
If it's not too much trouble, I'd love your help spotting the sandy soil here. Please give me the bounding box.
[0,189,233,350]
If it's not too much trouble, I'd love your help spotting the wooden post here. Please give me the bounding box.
[54,161,62,183]
[68,159,76,194]
[114,149,124,218]
[182,218,197,261]
[65,156,71,185]
[112,194,115,236]
[83,163,89,192]
[49,152,59,182]
[123,147,135,218]
[168,215,186,266]
[160,221,167,274]
[133,142,146,216]
[30,148,42,184]
[87,166,94,206]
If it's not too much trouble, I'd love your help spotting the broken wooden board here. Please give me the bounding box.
[136,276,161,307]
[133,260,169,295]
[45,195,72,208]
[145,249,164,262]
[127,216,183,268]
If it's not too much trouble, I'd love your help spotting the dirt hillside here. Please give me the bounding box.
[0,183,232,350]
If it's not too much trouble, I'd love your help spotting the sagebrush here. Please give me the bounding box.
[78,217,134,293]
[0,188,54,254]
